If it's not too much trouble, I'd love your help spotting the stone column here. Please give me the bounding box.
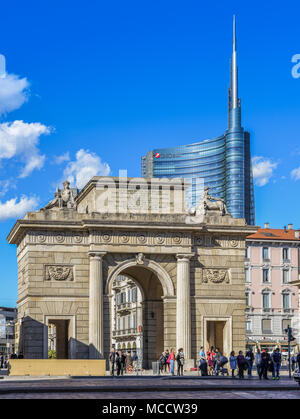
[88,251,106,359]
[176,253,193,360]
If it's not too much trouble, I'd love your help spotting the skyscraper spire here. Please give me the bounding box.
[231,14,238,109]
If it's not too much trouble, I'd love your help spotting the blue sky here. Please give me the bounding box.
[0,0,300,306]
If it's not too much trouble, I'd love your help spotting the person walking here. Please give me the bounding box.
[0,353,3,369]
[164,349,170,373]
[271,348,282,380]
[199,346,208,376]
[207,346,215,376]
[169,348,176,376]
[255,349,262,377]
[297,351,300,371]
[176,348,184,376]
[159,352,166,373]
[229,351,237,378]
[109,347,116,376]
[237,351,246,379]
[132,351,138,372]
[214,348,222,375]
[116,349,122,376]
[121,351,127,375]
[259,349,271,380]
[245,348,254,378]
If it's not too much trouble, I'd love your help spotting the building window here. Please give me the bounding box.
[262,292,270,309]
[282,248,289,261]
[282,269,289,284]
[246,320,251,332]
[133,314,137,329]
[282,293,290,309]
[262,269,270,283]
[245,246,249,259]
[128,315,131,329]
[132,288,137,303]
[246,291,251,306]
[245,268,250,283]
[127,289,131,303]
[262,319,272,333]
[117,317,120,330]
[262,247,269,260]
[122,317,125,330]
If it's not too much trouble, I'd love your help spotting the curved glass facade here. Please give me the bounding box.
[141,17,255,225]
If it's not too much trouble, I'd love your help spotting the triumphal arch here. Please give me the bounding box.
[7,176,257,367]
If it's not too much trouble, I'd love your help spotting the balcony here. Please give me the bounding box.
[112,328,138,338]
[116,302,132,315]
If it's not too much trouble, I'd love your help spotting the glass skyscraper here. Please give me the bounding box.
[141,16,255,225]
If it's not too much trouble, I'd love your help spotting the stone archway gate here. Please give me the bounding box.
[7,177,257,364]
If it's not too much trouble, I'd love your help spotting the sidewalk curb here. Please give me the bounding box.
[0,384,299,394]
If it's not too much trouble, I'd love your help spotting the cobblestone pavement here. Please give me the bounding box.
[1,390,300,399]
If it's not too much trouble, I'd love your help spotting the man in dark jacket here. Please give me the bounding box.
[259,349,271,380]
[245,349,254,377]
[296,352,300,371]
[109,347,116,376]
[271,348,282,380]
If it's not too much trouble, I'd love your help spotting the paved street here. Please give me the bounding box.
[0,374,299,399]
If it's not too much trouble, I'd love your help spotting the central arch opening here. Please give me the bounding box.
[109,265,165,369]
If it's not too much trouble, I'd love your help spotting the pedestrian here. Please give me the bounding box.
[176,348,184,376]
[297,352,300,371]
[229,351,237,378]
[159,352,166,373]
[237,350,246,379]
[164,349,170,372]
[116,349,122,376]
[214,348,222,375]
[126,351,132,367]
[259,349,271,380]
[10,352,17,359]
[0,353,3,369]
[271,348,282,380]
[169,348,176,376]
[121,351,127,374]
[291,355,296,372]
[207,346,215,376]
[245,348,254,377]
[199,346,208,376]
[255,349,262,377]
[109,347,116,376]
[132,351,138,372]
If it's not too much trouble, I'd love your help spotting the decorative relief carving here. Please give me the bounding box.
[102,232,112,242]
[45,264,74,281]
[136,253,145,265]
[73,234,83,243]
[37,234,47,243]
[172,234,182,244]
[202,269,230,284]
[155,233,165,244]
[55,233,65,243]
[120,233,130,243]
[137,233,147,244]
[229,240,238,248]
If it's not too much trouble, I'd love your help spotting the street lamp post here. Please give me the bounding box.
[285,325,296,379]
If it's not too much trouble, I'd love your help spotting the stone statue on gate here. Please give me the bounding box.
[42,180,78,210]
[186,187,229,223]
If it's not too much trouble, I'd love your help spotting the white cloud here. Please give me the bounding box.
[0,120,51,178]
[291,167,300,180]
[63,149,111,189]
[252,156,278,186]
[0,195,38,221]
[0,73,29,115]
[54,152,70,165]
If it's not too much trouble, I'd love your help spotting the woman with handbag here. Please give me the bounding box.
[169,348,176,376]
